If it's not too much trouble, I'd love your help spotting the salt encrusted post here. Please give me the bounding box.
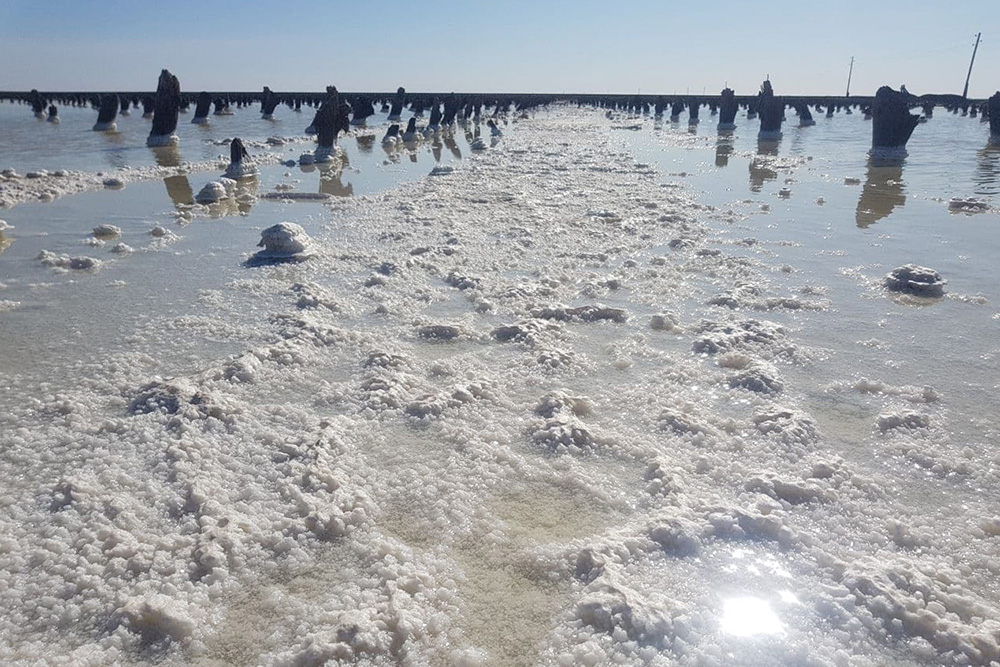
[351,96,375,126]
[870,86,920,160]
[441,95,460,126]
[46,105,59,123]
[142,96,155,118]
[717,88,737,131]
[120,96,131,115]
[670,101,683,122]
[147,69,181,147]
[313,87,351,162]
[757,80,783,140]
[388,87,406,121]
[29,89,45,117]
[988,92,1000,145]
[426,100,442,130]
[688,99,700,125]
[794,101,815,126]
[826,104,835,118]
[93,94,119,131]
[192,92,211,124]
[224,137,258,178]
[260,87,280,119]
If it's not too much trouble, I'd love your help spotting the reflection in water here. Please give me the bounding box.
[749,140,781,192]
[443,133,462,160]
[715,134,734,167]
[151,145,183,168]
[757,139,780,157]
[319,163,354,197]
[856,159,906,228]
[432,139,442,163]
[720,597,784,637]
[205,176,259,217]
[974,145,1000,196]
[0,230,12,254]
[163,174,194,207]
[355,135,375,155]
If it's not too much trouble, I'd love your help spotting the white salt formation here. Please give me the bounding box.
[37,250,101,270]
[948,197,990,213]
[194,178,236,204]
[92,224,121,238]
[884,264,947,297]
[249,222,315,262]
[3,106,1000,667]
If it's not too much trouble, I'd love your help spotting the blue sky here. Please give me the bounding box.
[1,0,997,97]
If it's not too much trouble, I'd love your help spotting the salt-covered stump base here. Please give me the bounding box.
[869,146,908,162]
[146,134,179,147]
[883,264,946,297]
[717,122,736,131]
[194,178,236,204]
[92,121,117,132]
[312,146,341,164]
[246,222,316,266]
[949,197,990,214]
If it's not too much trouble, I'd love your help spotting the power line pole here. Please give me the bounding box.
[962,32,981,99]
[846,56,854,97]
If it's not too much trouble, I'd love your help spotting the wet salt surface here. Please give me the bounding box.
[2,105,1000,666]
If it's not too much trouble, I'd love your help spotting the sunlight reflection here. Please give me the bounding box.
[720,597,784,637]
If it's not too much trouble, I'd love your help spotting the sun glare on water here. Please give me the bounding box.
[720,597,785,637]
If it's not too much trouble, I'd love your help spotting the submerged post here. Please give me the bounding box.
[147,69,181,146]
[93,94,119,131]
[988,92,1000,145]
[388,87,406,121]
[351,96,375,126]
[260,87,280,119]
[192,92,211,124]
[47,105,59,124]
[718,88,737,131]
[687,99,700,125]
[757,80,783,140]
[29,89,45,117]
[870,86,920,160]
[313,86,351,163]
[224,137,258,178]
[794,101,815,126]
[670,101,683,122]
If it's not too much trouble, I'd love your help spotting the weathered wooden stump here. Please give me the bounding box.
[870,86,920,160]
[93,94,119,131]
[757,80,783,140]
[147,69,181,146]
[717,88,737,131]
[192,92,211,124]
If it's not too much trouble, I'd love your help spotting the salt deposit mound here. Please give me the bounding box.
[194,178,236,205]
[883,264,946,297]
[246,222,316,265]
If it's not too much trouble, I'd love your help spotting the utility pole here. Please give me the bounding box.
[846,56,854,97]
[962,32,981,99]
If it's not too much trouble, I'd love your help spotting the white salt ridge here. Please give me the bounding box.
[3,107,1000,667]
[884,264,947,297]
[0,153,285,209]
[948,197,991,213]
[194,178,236,204]
[92,224,121,238]
[249,222,316,262]
[36,249,101,270]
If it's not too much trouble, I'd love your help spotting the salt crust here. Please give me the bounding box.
[0,108,996,667]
